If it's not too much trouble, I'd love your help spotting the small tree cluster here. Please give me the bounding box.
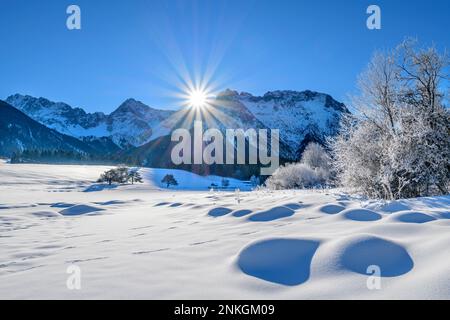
[266,142,332,189]
[161,174,178,188]
[98,167,143,185]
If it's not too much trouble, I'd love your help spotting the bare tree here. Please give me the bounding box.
[353,51,400,134]
[397,39,449,115]
[331,40,450,200]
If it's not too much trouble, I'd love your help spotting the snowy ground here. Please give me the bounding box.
[0,161,449,299]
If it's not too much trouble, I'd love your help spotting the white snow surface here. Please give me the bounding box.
[0,162,449,299]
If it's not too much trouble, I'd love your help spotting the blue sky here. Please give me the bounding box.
[1,0,449,112]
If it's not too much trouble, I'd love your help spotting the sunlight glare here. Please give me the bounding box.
[188,89,209,109]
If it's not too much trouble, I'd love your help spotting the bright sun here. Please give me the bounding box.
[188,89,208,109]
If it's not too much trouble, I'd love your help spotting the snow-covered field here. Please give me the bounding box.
[0,161,449,299]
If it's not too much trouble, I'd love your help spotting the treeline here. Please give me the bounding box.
[9,148,264,179]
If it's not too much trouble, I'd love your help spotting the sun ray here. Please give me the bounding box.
[187,89,208,109]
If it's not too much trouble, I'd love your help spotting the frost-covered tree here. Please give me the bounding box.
[331,40,450,199]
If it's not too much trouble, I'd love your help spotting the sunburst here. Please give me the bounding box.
[187,89,210,109]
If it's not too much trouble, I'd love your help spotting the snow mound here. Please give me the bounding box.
[389,211,437,224]
[169,203,183,208]
[83,184,118,192]
[93,200,128,206]
[232,209,253,217]
[340,208,382,221]
[50,202,76,208]
[318,204,346,214]
[283,203,303,210]
[248,206,295,222]
[59,205,105,216]
[373,196,450,214]
[208,207,233,217]
[154,202,170,207]
[439,211,450,219]
[338,235,414,277]
[237,238,320,286]
[378,202,412,213]
[32,211,61,218]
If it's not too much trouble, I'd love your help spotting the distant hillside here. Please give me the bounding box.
[0,100,118,157]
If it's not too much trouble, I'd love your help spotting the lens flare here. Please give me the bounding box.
[188,89,209,109]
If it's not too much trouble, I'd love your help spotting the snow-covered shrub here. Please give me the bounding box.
[301,143,330,170]
[266,163,322,189]
[331,40,450,200]
[266,142,333,190]
[301,142,332,182]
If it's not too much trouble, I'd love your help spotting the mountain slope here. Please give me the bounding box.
[5,94,108,136]
[6,95,174,148]
[6,90,349,161]
[106,99,173,148]
[216,90,349,158]
[0,100,101,156]
[140,89,349,160]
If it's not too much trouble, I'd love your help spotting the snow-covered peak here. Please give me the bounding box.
[6,90,349,159]
[216,89,240,98]
[5,94,107,131]
[223,89,350,158]
[215,89,347,112]
[7,94,73,115]
[238,90,348,111]
[5,94,176,149]
[216,89,255,100]
[111,98,153,116]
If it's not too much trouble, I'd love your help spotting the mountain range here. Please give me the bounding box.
[1,90,349,174]
[0,100,119,157]
[5,94,173,149]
